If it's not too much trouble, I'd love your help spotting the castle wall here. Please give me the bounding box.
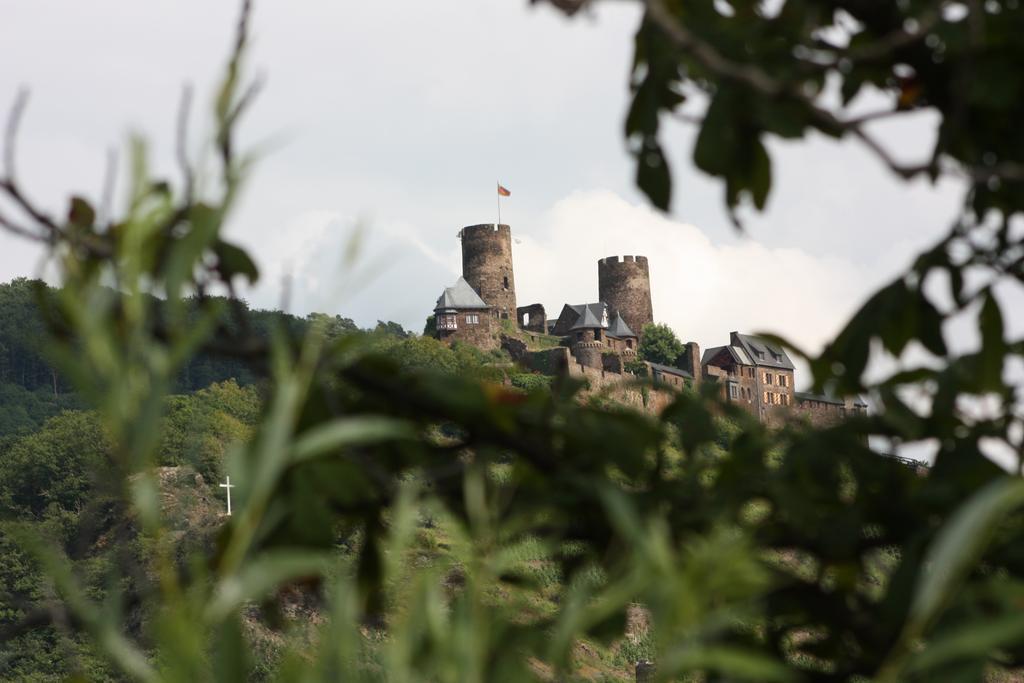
[567,361,675,413]
[598,255,653,339]
[517,303,547,333]
[681,342,701,387]
[794,397,867,428]
[461,224,517,321]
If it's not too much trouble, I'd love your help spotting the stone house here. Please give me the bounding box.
[433,276,498,350]
[701,331,867,426]
[702,332,795,425]
[646,361,693,390]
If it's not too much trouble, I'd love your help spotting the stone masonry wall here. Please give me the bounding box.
[437,310,499,351]
[461,223,517,321]
[516,303,547,333]
[598,255,653,339]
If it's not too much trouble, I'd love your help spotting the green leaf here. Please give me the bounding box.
[909,611,1024,674]
[67,196,96,228]
[291,416,415,463]
[215,240,260,284]
[636,138,672,210]
[750,138,772,210]
[660,645,795,681]
[693,89,739,177]
[212,614,252,683]
[978,289,1005,388]
[206,550,330,621]
[908,477,1024,633]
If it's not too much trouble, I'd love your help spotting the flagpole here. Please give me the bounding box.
[496,180,501,227]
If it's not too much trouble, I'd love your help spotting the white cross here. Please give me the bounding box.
[219,476,235,516]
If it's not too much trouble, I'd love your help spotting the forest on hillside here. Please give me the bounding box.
[0,278,428,441]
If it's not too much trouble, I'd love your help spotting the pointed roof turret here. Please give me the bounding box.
[434,276,490,311]
[570,303,606,330]
[606,312,636,339]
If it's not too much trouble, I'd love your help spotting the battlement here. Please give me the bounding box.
[462,223,511,238]
[599,255,649,266]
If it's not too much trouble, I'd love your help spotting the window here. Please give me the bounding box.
[466,314,479,325]
[576,332,583,341]
[729,384,738,399]
[503,276,509,290]
[595,329,602,341]
[764,372,773,385]
[763,391,770,404]
[626,340,633,349]
[438,314,457,330]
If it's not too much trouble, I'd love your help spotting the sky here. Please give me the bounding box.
[0,0,1010,389]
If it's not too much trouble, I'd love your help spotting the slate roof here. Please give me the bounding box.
[647,361,693,380]
[568,303,607,323]
[552,302,608,335]
[570,304,605,330]
[731,333,795,370]
[701,345,752,367]
[434,277,490,311]
[606,313,636,339]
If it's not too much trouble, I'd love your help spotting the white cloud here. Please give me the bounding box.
[513,190,875,355]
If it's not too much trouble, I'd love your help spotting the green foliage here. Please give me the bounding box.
[624,359,648,378]
[636,322,684,367]
[2,3,1024,682]
[160,380,261,482]
[586,0,1024,225]
[0,411,109,520]
[509,372,553,393]
[373,320,411,338]
[0,381,81,445]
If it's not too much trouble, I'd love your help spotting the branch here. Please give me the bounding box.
[643,0,783,96]
[176,84,194,206]
[839,11,940,64]
[643,0,942,180]
[3,88,28,180]
[98,147,118,227]
[0,205,48,242]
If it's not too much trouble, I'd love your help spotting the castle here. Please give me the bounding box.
[432,223,865,426]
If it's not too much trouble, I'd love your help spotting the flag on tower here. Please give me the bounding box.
[497,183,511,197]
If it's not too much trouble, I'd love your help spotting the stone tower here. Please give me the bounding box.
[461,223,517,320]
[598,255,653,338]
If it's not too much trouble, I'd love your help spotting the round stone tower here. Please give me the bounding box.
[598,255,653,338]
[461,223,517,320]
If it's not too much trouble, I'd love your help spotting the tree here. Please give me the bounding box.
[374,320,411,338]
[0,411,108,520]
[636,322,684,367]
[306,312,358,340]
